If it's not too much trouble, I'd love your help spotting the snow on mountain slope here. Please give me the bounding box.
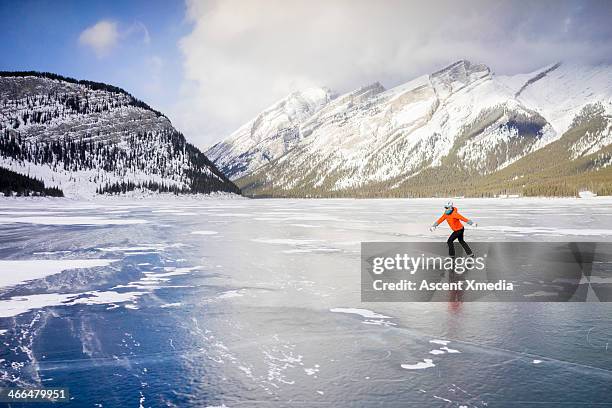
[0,72,240,198]
[500,63,612,137]
[240,61,539,188]
[206,87,334,179]
[229,60,612,197]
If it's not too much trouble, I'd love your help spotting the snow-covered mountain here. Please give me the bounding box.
[210,60,612,197]
[0,72,240,198]
[206,87,334,179]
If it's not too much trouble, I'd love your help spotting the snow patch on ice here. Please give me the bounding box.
[160,302,182,308]
[524,291,559,298]
[0,259,118,289]
[112,267,199,290]
[0,290,142,318]
[401,359,436,370]
[218,290,244,299]
[429,339,451,346]
[330,308,391,319]
[362,319,397,327]
[253,238,321,245]
[282,247,340,254]
[433,395,452,403]
[304,367,319,376]
[191,230,219,235]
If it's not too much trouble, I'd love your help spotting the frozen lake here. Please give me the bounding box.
[1,197,611,407]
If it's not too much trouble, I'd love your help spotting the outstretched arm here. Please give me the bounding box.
[433,214,446,227]
[457,212,477,227]
[431,214,446,231]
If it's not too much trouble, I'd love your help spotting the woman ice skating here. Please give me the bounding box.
[430,201,477,257]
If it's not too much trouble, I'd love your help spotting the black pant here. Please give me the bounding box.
[447,228,472,257]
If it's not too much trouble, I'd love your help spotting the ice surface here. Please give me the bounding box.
[479,226,612,236]
[0,216,147,226]
[97,245,166,253]
[0,197,611,404]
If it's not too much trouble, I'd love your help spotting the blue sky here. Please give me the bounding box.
[2,0,612,149]
[0,0,187,114]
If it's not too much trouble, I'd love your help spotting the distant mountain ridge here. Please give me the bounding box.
[206,87,334,179]
[0,71,240,197]
[207,60,612,197]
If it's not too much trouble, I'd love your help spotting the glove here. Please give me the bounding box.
[467,220,477,227]
[429,223,437,232]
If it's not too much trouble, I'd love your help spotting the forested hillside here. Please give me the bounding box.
[0,71,240,197]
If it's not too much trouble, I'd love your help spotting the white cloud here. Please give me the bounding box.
[79,20,119,58]
[174,0,612,147]
[79,20,151,58]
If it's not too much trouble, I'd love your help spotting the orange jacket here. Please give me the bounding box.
[435,207,469,231]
